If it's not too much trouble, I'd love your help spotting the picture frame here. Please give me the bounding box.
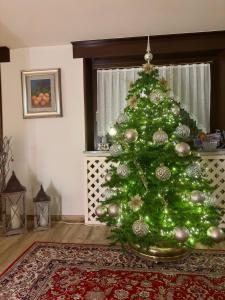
[21,68,62,118]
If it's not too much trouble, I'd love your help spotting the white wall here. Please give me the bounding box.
[1,44,86,216]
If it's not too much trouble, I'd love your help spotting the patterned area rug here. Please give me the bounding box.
[0,242,225,300]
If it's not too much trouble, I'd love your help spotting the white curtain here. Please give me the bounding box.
[97,63,211,137]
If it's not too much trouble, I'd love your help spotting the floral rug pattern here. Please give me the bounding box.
[0,242,225,299]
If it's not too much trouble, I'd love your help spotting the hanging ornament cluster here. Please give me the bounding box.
[175,142,190,156]
[109,144,123,157]
[105,173,112,183]
[117,164,130,177]
[190,190,205,203]
[149,90,164,104]
[155,165,171,181]
[127,96,138,109]
[124,129,138,143]
[95,205,107,217]
[128,195,143,212]
[186,163,202,178]
[142,63,154,74]
[108,204,120,217]
[207,226,225,242]
[153,128,168,144]
[174,227,189,242]
[117,113,128,124]
[171,104,180,116]
[175,124,190,139]
[132,219,149,237]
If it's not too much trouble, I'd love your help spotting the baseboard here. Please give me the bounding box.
[26,215,85,223]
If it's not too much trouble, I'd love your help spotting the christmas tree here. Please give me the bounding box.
[96,39,224,256]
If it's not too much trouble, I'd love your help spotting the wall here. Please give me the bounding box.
[1,45,86,216]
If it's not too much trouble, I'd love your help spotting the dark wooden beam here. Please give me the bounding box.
[0,47,10,62]
[72,31,225,59]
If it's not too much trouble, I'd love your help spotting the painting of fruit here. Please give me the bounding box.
[31,79,51,108]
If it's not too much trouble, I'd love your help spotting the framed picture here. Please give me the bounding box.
[21,68,62,118]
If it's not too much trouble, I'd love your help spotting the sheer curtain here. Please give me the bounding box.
[97,63,211,137]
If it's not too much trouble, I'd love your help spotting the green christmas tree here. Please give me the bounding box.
[96,41,224,255]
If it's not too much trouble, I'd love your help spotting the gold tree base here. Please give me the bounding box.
[129,243,190,262]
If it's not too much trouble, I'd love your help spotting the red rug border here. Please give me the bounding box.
[1,240,224,278]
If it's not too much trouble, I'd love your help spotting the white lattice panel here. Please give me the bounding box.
[84,152,225,226]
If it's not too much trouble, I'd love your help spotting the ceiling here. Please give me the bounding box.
[0,0,225,49]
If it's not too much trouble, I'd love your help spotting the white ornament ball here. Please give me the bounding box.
[108,204,120,217]
[95,205,107,217]
[175,142,190,156]
[104,188,113,199]
[171,105,180,116]
[117,164,130,177]
[105,173,112,182]
[144,52,153,62]
[117,113,128,124]
[132,220,149,237]
[153,129,168,144]
[149,90,164,103]
[186,163,202,178]
[190,191,205,203]
[174,227,189,242]
[155,165,171,181]
[175,124,190,139]
[207,227,225,242]
[124,129,138,142]
[109,144,123,157]
[108,127,117,136]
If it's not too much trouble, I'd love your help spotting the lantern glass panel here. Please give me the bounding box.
[5,192,24,230]
[36,202,49,227]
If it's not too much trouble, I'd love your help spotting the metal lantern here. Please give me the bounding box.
[1,171,27,235]
[33,185,51,231]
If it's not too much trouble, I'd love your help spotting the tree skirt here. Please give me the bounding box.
[0,242,225,299]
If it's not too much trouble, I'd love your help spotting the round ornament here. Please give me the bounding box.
[175,124,190,139]
[108,204,120,217]
[153,129,168,144]
[207,226,225,242]
[190,190,205,203]
[149,90,164,103]
[174,227,189,242]
[175,142,190,156]
[117,113,128,124]
[128,195,143,212]
[124,129,138,143]
[105,173,112,182]
[108,127,117,136]
[117,164,130,177]
[132,220,149,237]
[186,163,202,178]
[204,194,216,207]
[109,144,123,157]
[155,165,171,181]
[95,205,107,217]
[171,105,180,116]
[104,189,113,199]
[144,52,153,63]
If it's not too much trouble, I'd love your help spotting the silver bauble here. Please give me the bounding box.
[186,163,202,178]
[124,129,138,143]
[155,165,171,181]
[153,129,168,144]
[95,205,107,217]
[149,90,164,103]
[204,194,216,207]
[175,124,190,139]
[104,188,113,199]
[190,190,205,203]
[109,144,123,157]
[132,220,149,237]
[174,227,189,242]
[108,204,120,217]
[144,52,153,63]
[117,164,130,177]
[175,142,190,156]
[105,173,112,182]
[171,105,180,116]
[117,113,128,124]
[207,226,225,242]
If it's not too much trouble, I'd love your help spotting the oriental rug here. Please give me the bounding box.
[0,242,225,300]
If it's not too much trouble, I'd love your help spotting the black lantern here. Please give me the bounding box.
[33,185,51,231]
[1,171,27,235]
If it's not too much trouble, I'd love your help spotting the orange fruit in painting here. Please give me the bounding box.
[33,99,40,106]
[40,100,47,106]
[32,96,37,102]
[36,96,42,103]
[39,93,44,98]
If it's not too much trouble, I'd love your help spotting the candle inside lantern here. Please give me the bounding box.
[10,204,21,229]
[39,208,48,227]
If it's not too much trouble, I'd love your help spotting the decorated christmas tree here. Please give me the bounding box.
[96,38,224,258]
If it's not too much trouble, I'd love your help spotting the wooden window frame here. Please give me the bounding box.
[73,31,225,151]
